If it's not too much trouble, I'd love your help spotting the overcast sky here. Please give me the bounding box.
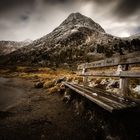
[0,0,140,41]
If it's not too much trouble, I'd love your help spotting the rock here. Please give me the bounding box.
[94,84,106,90]
[106,88,120,94]
[41,134,45,140]
[59,84,66,94]
[34,81,44,88]
[130,79,140,88]
[55,77,66,84]
[72,76,83,84]
[100,79,109,86]
[75,100,85,115]
[106,80,119,89]
[47,85,60,94]
[106,135,120,140]
[94,79,102,85]
[133,85,140,94]
[66,77,73,82]
[62,88,72,103]
[88,81,94,87]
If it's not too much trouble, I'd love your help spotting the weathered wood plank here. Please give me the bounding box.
[72,83,127,109]
[119,65,129,96]
[78,84,136,107]
[63,82,138,113]
[120,71,140,78]
[78,52,140,69]
[79,71,140,78]
[120,77,129,96]
[82,68,88,86]
[63,82,114,112]
[82,86,128,105]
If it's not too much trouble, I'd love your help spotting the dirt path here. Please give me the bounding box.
[0,77,96,140]
[0,77,31,111]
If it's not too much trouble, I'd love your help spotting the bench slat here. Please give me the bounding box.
[63,82,138,113]
[78,52,140,69]
[83,86,136,106]
[72,84,127,109]
[63,82,114,112]
[80,71,140,78]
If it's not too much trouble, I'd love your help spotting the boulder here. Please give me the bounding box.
[55,77,66,84]
[106,80,119,89]
[34,81,44,88]
[133,85,140,94]
[62,88,72,103]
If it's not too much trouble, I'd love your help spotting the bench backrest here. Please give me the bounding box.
[77,52,140,96]
[78,52,140,70]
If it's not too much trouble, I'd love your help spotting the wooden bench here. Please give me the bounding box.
[63,52,140,113]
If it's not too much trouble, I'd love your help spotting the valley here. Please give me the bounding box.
[0,12,140,140]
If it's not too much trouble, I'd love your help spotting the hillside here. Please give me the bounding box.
[1,13,140,67]
[0,40,32,56]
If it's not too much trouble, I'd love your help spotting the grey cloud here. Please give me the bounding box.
[92,0,114,5]
[0,0,139,41]
[132,26,140,34]
[0,0,35,12]
[0,0,140,18]
[114,0,140,18]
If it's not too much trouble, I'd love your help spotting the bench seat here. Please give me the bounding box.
[63,82,139,113]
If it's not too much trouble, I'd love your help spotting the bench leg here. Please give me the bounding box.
[83,76,88,86]
[118,64,130,96]
[120,77,129,96]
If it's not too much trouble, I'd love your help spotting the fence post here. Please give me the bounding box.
[118,64,129,96]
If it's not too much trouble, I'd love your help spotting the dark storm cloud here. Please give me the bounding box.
[44,0,72,3]
[0,0,72,9]
[114,0,140,18]
[0,0,139,41]
[20,15,29,21]
[93,0,113,5]
[133,26,140,34]
[0,0,139,18]
[0,0,35,12]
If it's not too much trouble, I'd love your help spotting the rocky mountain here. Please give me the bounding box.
[1,13,140,67]
[0,40,32,56]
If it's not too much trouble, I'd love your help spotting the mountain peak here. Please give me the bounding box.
[1,12,140,67]
[68,12,86,19]
[60,12,105,33]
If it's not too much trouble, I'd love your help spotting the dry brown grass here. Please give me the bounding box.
[0,66,75,81]
[47,84,61,94]
[1,66,140,98]
[43,80,55,89]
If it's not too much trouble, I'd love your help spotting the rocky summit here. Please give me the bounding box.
[1,13,140,67]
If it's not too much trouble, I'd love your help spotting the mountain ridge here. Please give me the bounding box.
[0,13,140,67]
[0,40,32,56]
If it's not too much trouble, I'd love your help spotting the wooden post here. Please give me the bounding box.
[118,64,129,96]
[82,68,88,86]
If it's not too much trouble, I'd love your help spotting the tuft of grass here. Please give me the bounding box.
[47,84,61,94]
[43,80,55,89]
